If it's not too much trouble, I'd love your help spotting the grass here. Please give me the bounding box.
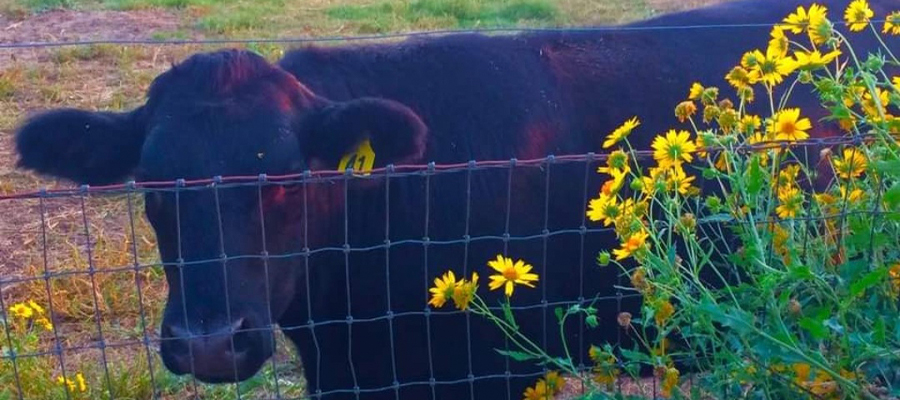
[0,0,730,398]
[326,0,560,32]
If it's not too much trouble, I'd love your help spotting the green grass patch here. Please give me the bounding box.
[327,0,559,30]
[20,0,75,11]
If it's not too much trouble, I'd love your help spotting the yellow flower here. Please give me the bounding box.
[688,82,703,100]
[725,66,752,89]
[57,373,87,393]
[787,49,841,71]
[613,230,649,261]
[9,303,33,319]
[839,186,865,204]
[862,88,890,118]
[58,376,74,393]
[832,148,867,179]
[654,300,675,326]
[768,25,790,58]
[808,14,833,46]
[884,12,900,35]
[717,108,739,133]
[587,194,621,227]
[674,101,697,122]
[451,272,479,311]
[589,347,620,387]
[737,85,755,103]
[772,223,791,261]
[603,117,640,149]
[652,130,696,169]
[428,271,458,308]
[38,316,54,332]
[703,104,720,123]
[661,367,680,398]
[768,108,812,142]
[665,165,697,195]
[487,255,538,297]
[544,371,565,394]
[700,87,719,106]
[745,49,797,87]
[844,0,873,32]
[793,363,812,384]
[740,115,762,134]
[783,5,820,33]
[776,187,804,219]
[76,373,87,392]
[889,263,900,297]
[600,171,627,197]
[597,150,630,176]
[893,76,900,91]
[27,300,45,315]
[777,164,801,189]
[695,133,713,158]
[523,380,549,400]
[784,4,832,45]
[630,267,651,293]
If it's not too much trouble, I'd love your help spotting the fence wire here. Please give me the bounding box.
[0,130,893,399]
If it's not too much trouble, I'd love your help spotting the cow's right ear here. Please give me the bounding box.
[15,107,147,185]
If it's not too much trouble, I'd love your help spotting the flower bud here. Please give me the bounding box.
[596,251,611,267]
[617,312,632,327]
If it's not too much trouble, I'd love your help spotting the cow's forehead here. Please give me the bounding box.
[133,50,308,181]
[136,117,302,182]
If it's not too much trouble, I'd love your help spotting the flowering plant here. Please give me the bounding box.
[430,2,899,399]
[586,1,900,398]
[2,300,91,399]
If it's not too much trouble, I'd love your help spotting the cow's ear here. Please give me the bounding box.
[15,107,148,185]
[301,98,427,170]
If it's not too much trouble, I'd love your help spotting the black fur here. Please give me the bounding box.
[15,108,146,185]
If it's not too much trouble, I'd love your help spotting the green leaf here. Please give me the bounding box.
[787,264,814,280]
[699,213,734,224]
[744,157,764,196]
[619,348,652,364]
[698,300,754,334]
[849,268,887,297]
[585,315,599,329]
[871,157,900,176]
[495,349,539,362]
[501,301,518,330]
[874,317,886,345]
[555,307,564,323]
[883,183,900,210]
[799,317,828,340]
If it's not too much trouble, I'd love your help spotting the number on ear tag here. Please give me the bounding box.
[337,139,376,175]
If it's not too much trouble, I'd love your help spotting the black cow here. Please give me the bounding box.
[14,0,895,399]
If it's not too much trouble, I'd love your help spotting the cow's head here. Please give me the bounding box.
[14,49,427,383]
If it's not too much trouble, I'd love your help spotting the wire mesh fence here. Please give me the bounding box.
[0,2,898,396]
[0,133,885,400]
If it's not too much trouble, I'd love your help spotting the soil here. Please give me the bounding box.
[0,9,180,44]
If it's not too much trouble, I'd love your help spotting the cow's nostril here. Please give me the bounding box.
[161,323,191,354]
[230,318,256,355]
[230,317,247,334]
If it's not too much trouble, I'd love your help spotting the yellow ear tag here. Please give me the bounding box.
[337,139,376,175]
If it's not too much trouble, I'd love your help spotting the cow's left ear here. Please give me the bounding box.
[301,98,428,170]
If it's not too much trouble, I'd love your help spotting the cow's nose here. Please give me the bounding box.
[161,318,257,382]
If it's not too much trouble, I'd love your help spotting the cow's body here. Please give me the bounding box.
[12,0,896,399]
[275,1,893,397]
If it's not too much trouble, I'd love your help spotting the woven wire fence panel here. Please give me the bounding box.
[0,133,877,400]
